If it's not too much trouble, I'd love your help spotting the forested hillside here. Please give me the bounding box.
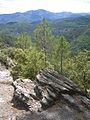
[51,16,90,53]
[0,15,90,53]
[0,18,90,97]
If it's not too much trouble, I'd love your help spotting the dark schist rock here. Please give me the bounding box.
[12,69,90,120]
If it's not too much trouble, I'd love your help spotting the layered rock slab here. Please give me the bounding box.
[12,69,90,120]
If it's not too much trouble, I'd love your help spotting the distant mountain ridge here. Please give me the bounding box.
[0,13,90,52]
[0,9,90,23]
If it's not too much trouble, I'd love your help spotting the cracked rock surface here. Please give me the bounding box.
[13,69,90,120]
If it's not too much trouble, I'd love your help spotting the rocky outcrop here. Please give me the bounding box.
[12,69,90,120]
[35,69,86,110]
[0,63,13,84]
[12,79,41,112]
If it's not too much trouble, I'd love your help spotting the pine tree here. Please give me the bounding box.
[55,36,70,74]
[74,50,90,95]
[14,32,32,49]
[34,18,53,66]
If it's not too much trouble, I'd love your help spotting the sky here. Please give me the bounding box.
[0,0,90,14]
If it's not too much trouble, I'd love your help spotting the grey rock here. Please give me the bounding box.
[12,79,41,111]
[81,96,90,109]
[12,69,90,120]
[34,85,43,100]
[0,63,13,84]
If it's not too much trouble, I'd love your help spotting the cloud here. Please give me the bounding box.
[0,3,2,6]
[83,0,90,3]
[0,0,90,14]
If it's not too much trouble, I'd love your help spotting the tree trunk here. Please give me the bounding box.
[83,72,88,95]
[60,51,63,75]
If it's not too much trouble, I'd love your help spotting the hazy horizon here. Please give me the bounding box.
[0,9,90,15]
[0,0,90,14]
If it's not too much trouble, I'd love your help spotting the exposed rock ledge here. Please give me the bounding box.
[12,69,90,120]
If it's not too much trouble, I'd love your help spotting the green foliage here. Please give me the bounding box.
[11,47,53,80]
[53,36,70,74]
[52,16,90,40]
[22,48,53,79]
[14,32,32,49]
[0,19,90,97]
[0,22,34,38]
[74,50,90,94]
[0,48,15,67]
[0,15,90,52]
[34,18,51,49]
[64,50,90,96]
[0,34,14,48]
[0,47,16,59]
[11,64,21,80]
[34,18,55,66]
[0,51,7,65]
[71,25,90,53]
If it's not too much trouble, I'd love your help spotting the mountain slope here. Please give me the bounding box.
[51,15,90,52]
[0,15,90,52]
[71,25,90,52]
[0,15,90,38]
[0,22,33,36]
[0,9,89,23]
[51,15,90,38]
